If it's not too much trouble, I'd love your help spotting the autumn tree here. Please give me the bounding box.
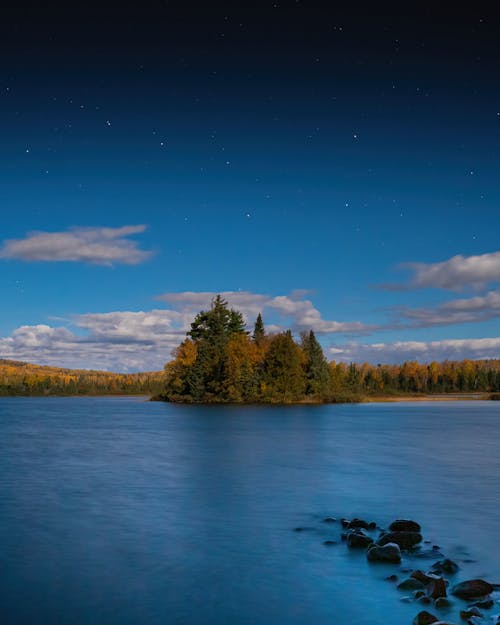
[261,331,306,402]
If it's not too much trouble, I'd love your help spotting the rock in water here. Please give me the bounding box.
[347,518,371,530]
[366,542,402,563]
[434,597,450,609]
[347,531,373,549]
[460,607,482,620]
[413,610,438,625]
[451,579,494,599]
[378,531,423,549]
[398,578,425,591]
[470,598,493,609]
[431,558,459,575]
[427,576,447,600]
[411,570,434,585]
[389,519,422,533]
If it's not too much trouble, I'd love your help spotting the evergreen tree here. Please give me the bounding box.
[188,295,246,342]
[186,295,247,400]
[252,313,265,344]
[301,330,330,396]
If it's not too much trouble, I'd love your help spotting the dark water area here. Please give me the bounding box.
[1,398,499,625]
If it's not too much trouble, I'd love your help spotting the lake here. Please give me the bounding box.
[0,397,499,625]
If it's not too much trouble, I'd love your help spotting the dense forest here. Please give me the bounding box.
[0,359,164,396]
[159,296,500,403]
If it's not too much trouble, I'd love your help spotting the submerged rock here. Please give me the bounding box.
[470,598,493,609]
[412,548,445,560]
[431,559,459,575]
[323,540,337,546]
[398,578,425,590]
[367,542,402,563]
[451,579,494,599]
[322,516,336,523]
[434,597,450,609]
[460,607,482,620]
[413,610,439,625]
[378,531,423,549]
[390,519,422,533]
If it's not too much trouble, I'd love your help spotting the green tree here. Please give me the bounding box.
[252,313,266,344]
[188,295,246,342]
[261,331,306,402]
[185,295,247,399]
[301,330,330,396]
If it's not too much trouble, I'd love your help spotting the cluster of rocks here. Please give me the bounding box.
[296,515,499,625]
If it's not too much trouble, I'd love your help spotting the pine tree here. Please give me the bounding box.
[188,295,246,342]
[301,330,330,396]
[252,313,265,344]
[186,295,247,400]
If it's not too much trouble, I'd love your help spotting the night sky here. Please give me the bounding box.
[1,2,500,371]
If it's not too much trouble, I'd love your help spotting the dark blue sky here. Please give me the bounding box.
[1,2,499,370]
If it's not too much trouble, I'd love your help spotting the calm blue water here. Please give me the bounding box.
[0,398,499,625]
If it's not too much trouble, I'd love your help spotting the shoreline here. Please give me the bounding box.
[0,393,494,404]
[364,393,489,403]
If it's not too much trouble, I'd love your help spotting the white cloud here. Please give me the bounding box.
[329,337,500,364]
[0,225,152,265]
[0,291,375,371]
[0,318,178,372]
[395,289,500,328]
[157,290,373,335]
[74,309,186,343]
[386,251,500,291]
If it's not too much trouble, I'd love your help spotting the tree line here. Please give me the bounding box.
[0,360,164,396]
[2,296,499,400]
[159,296,500,403]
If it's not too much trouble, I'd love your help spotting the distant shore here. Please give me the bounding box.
[364,393,489,403]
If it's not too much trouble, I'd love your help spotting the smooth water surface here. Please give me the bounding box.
[1,398,499,625]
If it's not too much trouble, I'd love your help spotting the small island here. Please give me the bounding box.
[156,295,500,404]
